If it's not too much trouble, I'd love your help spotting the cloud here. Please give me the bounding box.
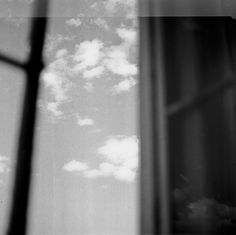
[42,72,71,117]
[66,18,82,27]
[84,162,136,183]
[112,77,137,94]
[104,0,137,16]
[63,136,139,183]
[173,186,236,232]
[94,18,109,30]
[42,40,104,117]
[71,36,137,81]
[84,82,94,92]
[46,102,63,118]
[72,39,104,72]
[55,48,68,59]
[83,66,105,79]
[63,160,89,172]
[45,34,75,53]
[42,49,73,117]
[103,26,138,78]
[97,136,138,169]
[77,115,94,126]
[42,23,138,118]
[104,45,138,77]
[116,26,137,45]
[0,155,10,174]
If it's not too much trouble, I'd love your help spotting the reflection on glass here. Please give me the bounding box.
[166,18,236,234]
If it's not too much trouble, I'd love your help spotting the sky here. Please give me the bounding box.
[0,1,139,234]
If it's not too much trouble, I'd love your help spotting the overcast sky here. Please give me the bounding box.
[0,0,139,234]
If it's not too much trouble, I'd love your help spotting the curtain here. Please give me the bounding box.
[140,3,236,233]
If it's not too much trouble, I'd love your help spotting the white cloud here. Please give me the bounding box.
[55,48,68,59]
[63,160,89,172]
[45,34,75,53]
[66,18,82,27]
[84,82,94,92]
[42,68,71,117]
[83,66,105,79]
[113,166,136,182]
[94,18,109,30]
[104,45,138,76]
[0,155,10,174]
[103,0,137,17]
[43,24,138,118]
[73,36,137,80]
[72,39,104,72]
[116,27,137,45]
[63,136,139,183]
[104,0,136,12]
[41,48,73,117]
[46,102,63,118]
[112,77,137,94]
[77,115,94,126]
[84,163,136,183]
[97,136,139,169]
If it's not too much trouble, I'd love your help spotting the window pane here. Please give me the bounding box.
[0,64,25,234]
[0,11,31,61]
[29,13,139,235]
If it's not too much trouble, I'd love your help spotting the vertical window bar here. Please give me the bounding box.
[140,17,171,234]
[7,1,49,235]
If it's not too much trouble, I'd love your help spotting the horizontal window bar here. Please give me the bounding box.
[0,53,25,70]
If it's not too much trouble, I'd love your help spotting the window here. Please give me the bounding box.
[1,1,236,235]
[0,1,138,235]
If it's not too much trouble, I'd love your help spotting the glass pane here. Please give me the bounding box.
[29,9,139,235]
[0,1,32,62]
[0,64,25,234]
[49,0,137,17]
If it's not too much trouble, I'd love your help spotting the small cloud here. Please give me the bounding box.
[77,115,94,126]
[90,2,98,9]
[66,18,82,27]
[83,66,104,79]
[63,136,139,183]
[72,39,104,72]
[83,169,101,178]
[112,77,137,94]
[0,155,10,174]
[116,26,137,45]
[45,33,75,53]
[83,162,136,183]
[104,0,137,17]
[97,136,139,169]
[84,82,94,92]
[104,45,138,77]
[94,18,109,30]
[46,102,63,118]
[84,135,139,183]
[63,160,89,172]
[41,49,73,118]
[55,48,68,59]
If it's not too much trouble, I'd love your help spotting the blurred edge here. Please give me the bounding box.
[1,0,236,17]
